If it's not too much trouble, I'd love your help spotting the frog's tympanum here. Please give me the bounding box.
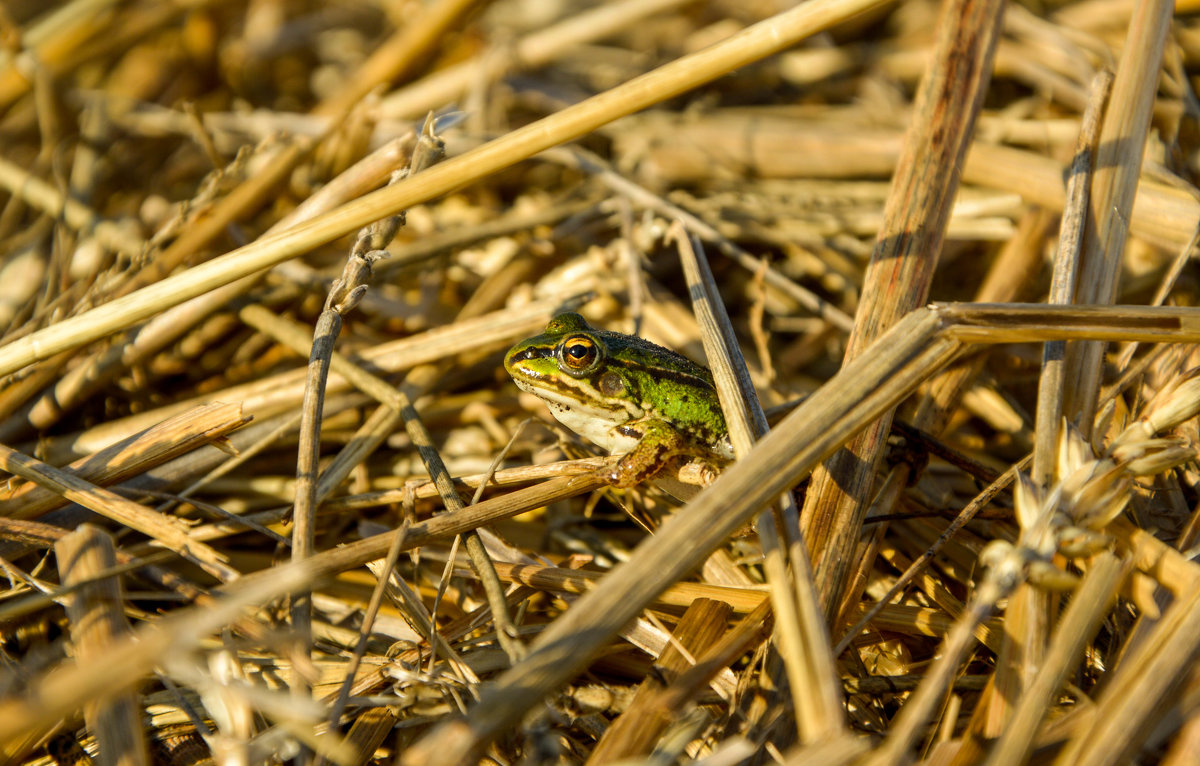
[504,312,733,487]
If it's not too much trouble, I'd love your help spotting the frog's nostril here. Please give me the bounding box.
[505,348,534,370]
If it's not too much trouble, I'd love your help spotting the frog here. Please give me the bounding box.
[504,312,733,488]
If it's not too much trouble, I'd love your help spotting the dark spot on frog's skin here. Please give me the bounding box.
[617,425,643,439]
[598,371,625,397]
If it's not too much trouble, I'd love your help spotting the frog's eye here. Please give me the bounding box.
[558,335,600,375]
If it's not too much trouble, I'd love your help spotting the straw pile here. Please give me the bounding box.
[3,0,1200,763]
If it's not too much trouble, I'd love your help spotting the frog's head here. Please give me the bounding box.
[504,312,640,424]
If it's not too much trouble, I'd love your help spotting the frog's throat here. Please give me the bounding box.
[511,373,643,423]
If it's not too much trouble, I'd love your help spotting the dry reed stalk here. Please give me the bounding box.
[1064,0,1173,434]
[625,118,1200,253]
[55,525,150,766]
[1034,70,1113,484]
[673,227,842,742]
[0,0,892,381]
[0,443,237,582]
[0,402,247,518]
[800,0,1004,616]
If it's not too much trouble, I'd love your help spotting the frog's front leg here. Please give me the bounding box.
[608,419,710,488]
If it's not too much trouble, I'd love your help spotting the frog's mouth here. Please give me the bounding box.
[508,361,643,423]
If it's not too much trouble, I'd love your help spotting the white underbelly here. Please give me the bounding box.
[514,377,643,455]
[552,406,640,455]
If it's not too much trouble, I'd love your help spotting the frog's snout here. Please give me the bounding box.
[504,343,545,375]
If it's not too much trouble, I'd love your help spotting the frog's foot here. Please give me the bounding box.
[604,420,691,488]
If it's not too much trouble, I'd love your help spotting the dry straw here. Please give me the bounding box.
[4,0,1200,764]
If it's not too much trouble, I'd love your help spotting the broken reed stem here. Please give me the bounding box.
[0,443,237,582]
[800,0,1005,617]
[1064,0,1173,434]
[0,0,892,381]
[0,402,248,519]
[1033,70,1113,485]
[55,525,151,766]
[672,225,842,742]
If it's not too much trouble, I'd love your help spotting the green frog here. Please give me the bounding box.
[504,312,733,487]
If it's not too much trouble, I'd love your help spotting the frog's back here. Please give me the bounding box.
[600,331,729,449]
